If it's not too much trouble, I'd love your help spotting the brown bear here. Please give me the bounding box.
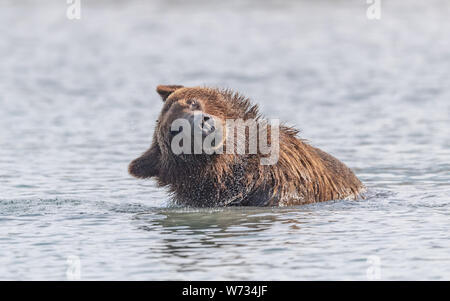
[129,85,365,207]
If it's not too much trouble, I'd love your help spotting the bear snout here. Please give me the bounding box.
[192,112,219,137]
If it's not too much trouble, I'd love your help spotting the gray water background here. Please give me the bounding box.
[0,0,449,280]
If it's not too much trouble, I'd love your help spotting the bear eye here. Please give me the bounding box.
[187,99,200,110]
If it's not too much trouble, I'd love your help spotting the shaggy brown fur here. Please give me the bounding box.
[129,85,365,207]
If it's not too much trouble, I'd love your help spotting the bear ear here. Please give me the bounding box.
[128,143,161,179]
[156,85,184,101]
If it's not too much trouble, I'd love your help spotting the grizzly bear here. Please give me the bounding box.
[129,85,365,207]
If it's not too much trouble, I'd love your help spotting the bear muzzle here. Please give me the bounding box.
[169,111,225,153]
[192,112,218,137]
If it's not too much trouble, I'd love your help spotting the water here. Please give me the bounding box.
[0,0,449,280]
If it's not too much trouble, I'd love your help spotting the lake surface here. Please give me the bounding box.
[0,0,449,280]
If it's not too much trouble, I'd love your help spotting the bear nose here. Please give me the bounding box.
[199,113,216,133]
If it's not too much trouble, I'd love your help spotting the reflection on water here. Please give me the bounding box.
[135,208,289,249]
[132,207,316,278]
[1,0,449,280]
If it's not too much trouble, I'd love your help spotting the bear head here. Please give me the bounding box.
[128,84,260,180]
